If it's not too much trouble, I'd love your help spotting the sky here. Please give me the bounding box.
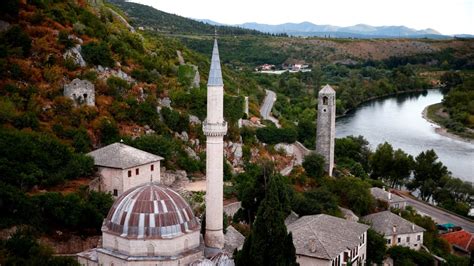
[130,0,474,35]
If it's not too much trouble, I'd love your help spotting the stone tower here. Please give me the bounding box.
[316,84,336,176]
[203,39,227,249]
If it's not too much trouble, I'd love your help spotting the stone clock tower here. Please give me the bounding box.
[316,85,336,176]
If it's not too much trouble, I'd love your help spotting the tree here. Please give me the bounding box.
[328,176,375,216]
[302,153,325,179]
[81,42,114,67]
[408,150,449,201]
[366,228,386,265]
[369,142,394,180]
[292,187,339,216]
[389,149,414,188]
[234,175,298,266]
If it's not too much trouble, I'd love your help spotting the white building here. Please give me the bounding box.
[370,187,407,210]
[88,142,163,197]
[77,183,203,265]
[362,211,425,250]
[287,214,369,266]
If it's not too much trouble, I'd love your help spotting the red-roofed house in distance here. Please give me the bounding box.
[440,230,474,256]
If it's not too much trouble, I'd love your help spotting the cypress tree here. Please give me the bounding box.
[235,175,298,266]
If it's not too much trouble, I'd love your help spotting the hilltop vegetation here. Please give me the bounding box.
[108,0,265,36]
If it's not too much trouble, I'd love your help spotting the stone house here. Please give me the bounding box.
[287,214,369,266]
[87,142,163,197]
[370,187,407,210]
[362,211,425,250]
[63,78,95,106]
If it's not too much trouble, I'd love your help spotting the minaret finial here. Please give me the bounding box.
[214,27,217,38]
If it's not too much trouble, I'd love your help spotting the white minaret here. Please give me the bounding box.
[316,84,336,176]
[203,39,227,249]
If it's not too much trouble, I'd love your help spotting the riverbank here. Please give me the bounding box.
[422,104,474,144]
[336,88,427,119]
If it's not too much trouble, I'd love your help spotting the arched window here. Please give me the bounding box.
[147,243,155,256]
[323,96,328,105]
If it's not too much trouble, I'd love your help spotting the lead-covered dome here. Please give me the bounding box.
[103,183,199,239]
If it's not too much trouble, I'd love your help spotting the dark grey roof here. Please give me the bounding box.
[362,211,425,236]
[88,142,163,169]
[287,214,369,260]
[207,39,223,87]
[370,187,406,203]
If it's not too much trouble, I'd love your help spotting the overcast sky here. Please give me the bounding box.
[129,0,473,35]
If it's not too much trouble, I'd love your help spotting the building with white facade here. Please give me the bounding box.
[362,211,425,250]
[77,183,203,265]
[88,142,163,197]
[370,187,407,210]
[287,214,369,266]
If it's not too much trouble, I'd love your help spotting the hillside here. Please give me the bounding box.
[107,0,265,36]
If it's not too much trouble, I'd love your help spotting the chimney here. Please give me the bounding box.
[412,224,415,231]
[388,192,392,200]
[392,225,397,233]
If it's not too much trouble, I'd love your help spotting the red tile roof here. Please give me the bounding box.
[440,230,474,252]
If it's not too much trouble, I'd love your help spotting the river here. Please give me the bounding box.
[336,89,474,182]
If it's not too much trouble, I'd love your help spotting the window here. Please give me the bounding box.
[417,234,421,241]
[414,244,418,247]
[406,236,410,243]
[113,189,118,196]
[151,164,154,171]
[386,239,391,245]
[397,237,401,243]
[136,168,139,175]
[323,96,328,105]
[128,170,132,177]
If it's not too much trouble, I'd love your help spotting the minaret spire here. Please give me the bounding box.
[203,38,227,249]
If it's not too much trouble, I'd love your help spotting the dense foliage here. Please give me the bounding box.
[234,175,297,266]
[256,126,297,144]
[302,153,326,179]
[0,182,113,234]
[0,128,94,189]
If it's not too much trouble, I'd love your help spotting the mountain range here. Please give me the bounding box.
[198,20,471,39]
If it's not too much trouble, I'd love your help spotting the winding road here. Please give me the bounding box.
[260,90,280,127]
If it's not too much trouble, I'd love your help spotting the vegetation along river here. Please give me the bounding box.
[336,89,474,182]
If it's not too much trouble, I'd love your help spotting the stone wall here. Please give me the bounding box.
[64,78,95,106]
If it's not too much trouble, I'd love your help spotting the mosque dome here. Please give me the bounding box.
[103,183,199,239]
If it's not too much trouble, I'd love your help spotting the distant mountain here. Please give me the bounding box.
[236,22,444,38]
[108,0,264,36]
[195,20,450,38]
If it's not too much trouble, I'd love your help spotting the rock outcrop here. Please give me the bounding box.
[63,78,95,106]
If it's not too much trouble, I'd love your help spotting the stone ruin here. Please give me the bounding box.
[63,78,95,106]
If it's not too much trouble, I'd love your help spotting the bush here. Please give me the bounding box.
[81,42,114,67]
[161,107,189,133]
[1,25,31,57]
[256,126,297,144]
[302,153,326,179]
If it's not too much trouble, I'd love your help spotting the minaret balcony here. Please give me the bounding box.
[202,120,227,136]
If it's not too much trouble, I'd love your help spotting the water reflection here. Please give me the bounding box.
[336,89,474,182]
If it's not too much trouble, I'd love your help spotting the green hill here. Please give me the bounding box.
[108,0,265,36]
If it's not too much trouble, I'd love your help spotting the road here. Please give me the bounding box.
[260,90,280,127]
[398,193,474,233]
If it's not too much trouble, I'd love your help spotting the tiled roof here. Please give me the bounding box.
[103,183,199,239]
[287,214,369,260]
[440,230,474,252]
[88,142,163,169]
[370,187,406,203]
[207,39,223,87]
[362,211,425,236]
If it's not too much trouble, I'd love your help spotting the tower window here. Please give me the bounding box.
[323,108,327,113]
[113,189,118,196]
[323,96,328,105]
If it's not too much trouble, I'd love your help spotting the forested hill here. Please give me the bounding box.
[108,0,265,36]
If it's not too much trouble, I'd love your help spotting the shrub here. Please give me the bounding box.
[256,126,297,144]
[81,42,114,67]
[2,25,31,57]
[302,153,326,179]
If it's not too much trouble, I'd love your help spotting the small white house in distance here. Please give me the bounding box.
[370,187,407,209]
[88,142,163,197]
[362,211,425,251]
[287,214,369,266]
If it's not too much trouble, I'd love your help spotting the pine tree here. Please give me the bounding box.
[235,175,298,266]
